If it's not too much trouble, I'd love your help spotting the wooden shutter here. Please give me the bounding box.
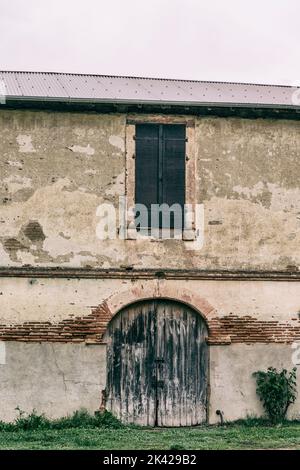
[135,124,159,228]
[135,124,186,229]
[162,125,186,228]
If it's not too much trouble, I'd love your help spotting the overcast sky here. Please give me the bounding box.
[0,0,299,85]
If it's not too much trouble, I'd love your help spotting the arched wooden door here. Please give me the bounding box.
[105,300,208,426]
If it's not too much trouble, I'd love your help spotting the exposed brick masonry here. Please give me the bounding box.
[208,315,300,345]
[0,302,112,344]
[0,305,300,344]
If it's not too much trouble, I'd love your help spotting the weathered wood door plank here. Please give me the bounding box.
[105,300,208,426]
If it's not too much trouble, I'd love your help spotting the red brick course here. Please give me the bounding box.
[208,315,300,344]
[0,301,112,343]
[0,303,299,345]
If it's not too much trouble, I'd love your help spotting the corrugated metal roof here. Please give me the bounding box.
[0,71,299,109]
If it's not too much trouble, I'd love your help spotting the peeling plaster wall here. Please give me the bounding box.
[0,109,126,267]
[209,343,300,423]
[0,277,299,422]
[0,341,106,422]
[1,109,300,422]
[196,117,300,272]
[1,340,298,423]
[1,277,300,325]
[0,110,299,271]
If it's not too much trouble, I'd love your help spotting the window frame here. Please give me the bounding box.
[125,114,197,241]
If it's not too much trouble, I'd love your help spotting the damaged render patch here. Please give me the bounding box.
[232,181,300,213]
[67,144,95,156]
[16,135,36,153]
[105,171,125,196]
[0,242,12,264]
[6,160,23,168]
[0,178,119,267]
[268,184,300,214]
[2,175,32,194]
[23,221,46,242]
[109,135,125,153]
[232,181,265,200]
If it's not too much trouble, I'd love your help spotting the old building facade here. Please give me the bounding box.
[0,71,300,424]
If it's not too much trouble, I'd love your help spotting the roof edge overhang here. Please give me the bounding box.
[2,96,300,119]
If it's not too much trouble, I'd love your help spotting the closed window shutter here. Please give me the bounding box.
[135,123,186,230]
[135,124,159,228]
[162,124,186,208]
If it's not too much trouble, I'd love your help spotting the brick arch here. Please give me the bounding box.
[93,281,219,341]
[108,283,215,322]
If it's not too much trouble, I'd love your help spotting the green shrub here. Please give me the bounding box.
[52,409,124,429]
[14,407,50,430]
[0,407,124,431]
[52,409,96,429]
[231,416,270,427]
[214,412,271,428]
[94,410,124,429]
[0,420,15,431]
[253,367,297,423]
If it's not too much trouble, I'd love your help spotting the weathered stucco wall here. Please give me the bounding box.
[0,276,299,422]
[0,109,299,271]
[0,108,300,423]
[0,109,126,267]
[1,277,300,327]
[210,343,300,423]
[196,118,300,271]
[0,341,106,422]
[0,340,299,423]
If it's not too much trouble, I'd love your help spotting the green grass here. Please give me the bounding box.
[1,422,300,450]
[0,410,300,449]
